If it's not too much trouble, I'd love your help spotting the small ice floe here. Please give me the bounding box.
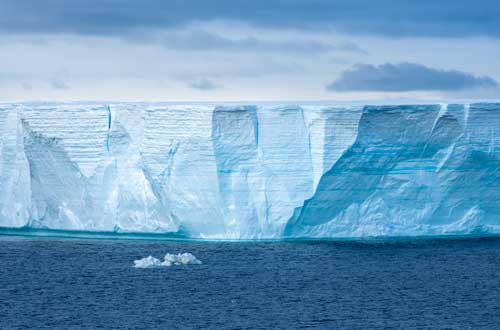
[163,253,202,266]
[133,253,202,268]
[133,256,162,268]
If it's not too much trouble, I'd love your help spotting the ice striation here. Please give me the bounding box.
[0,102,499,239]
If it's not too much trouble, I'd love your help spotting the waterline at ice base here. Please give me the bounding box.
[1,102,499,240]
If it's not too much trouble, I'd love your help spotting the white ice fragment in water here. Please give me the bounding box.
[163,253,202,266]
[133,253,202,268]
[133,256,162,268]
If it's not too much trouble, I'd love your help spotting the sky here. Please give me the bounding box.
[0,0,499,102]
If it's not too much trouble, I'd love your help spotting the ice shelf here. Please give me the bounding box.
[1,103,499,239]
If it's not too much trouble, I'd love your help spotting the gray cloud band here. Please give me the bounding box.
[1,0,499,38]
[328,62,499,92]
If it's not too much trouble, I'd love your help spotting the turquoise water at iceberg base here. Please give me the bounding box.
[1,235,500,329]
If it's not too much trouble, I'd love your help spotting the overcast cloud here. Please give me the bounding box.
[0,1,499,101]
[1,0,500,38]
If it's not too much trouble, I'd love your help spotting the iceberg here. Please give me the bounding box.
[1,102,500,239]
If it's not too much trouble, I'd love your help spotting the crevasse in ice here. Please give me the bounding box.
[1,103,499,239]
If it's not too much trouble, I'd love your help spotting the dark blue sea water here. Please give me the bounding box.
[1,236,500,329]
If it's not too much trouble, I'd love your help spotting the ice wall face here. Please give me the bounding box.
[0,106,30,227]
[0,103,499,239]
[286,104,500,237]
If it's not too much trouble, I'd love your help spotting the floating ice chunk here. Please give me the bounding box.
[163,253,202,266]
[133,256,162,268]
[133,253,202,268]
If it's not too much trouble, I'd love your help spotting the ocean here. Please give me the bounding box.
[1,236,500,329]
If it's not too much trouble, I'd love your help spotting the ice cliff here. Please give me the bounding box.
[1,103,499,239]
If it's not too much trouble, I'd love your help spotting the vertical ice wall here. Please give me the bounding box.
[0,103,364,238]
[0,105,30,227]
[286,104,500,238]
[139,105,225,236]
[212,106,263,237]
[22,105,109,230]
[1,103,499,238]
